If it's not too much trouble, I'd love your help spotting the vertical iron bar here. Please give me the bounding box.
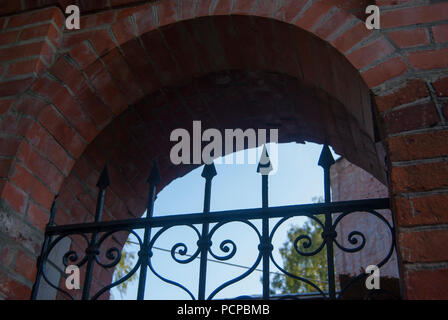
[261,174,270,299]
[198,163,216,300]
[258,145,273,300]
[81,164,109,300]
[318,144,336,300]
[137,161,160,300]
[30,195,57,300]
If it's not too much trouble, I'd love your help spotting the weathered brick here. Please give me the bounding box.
[27,201,49,232]
[38,106,87,158]
[408,48,448,70]
[375,79,429,112]
[1,181,28,214]
[400,229,448,263]
[346,38,395,70]
[361,56,408,88]
[25,122,74,175]
[391,161,448,194]
[433,77,448,97]
[387,28,430,48]
[383,101,439,135]
[381,2,448,28]
[14,251,36,282]
[433,24,448,43]
[10,163,54,209]
[0,273,31,300]
[331,21,371,53]
[16,140,65,193]
[405,268,448,300]
[395,194,448,227]
[388,130,448,161]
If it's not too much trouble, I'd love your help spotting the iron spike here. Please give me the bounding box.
[96,163,110,189]
[257,145,273,175]
[201,162,217,179]
[147,160,161,185]
[318,144,335,169]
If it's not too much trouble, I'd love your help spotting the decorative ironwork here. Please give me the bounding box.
[30,144,397,300]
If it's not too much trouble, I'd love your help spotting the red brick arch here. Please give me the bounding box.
[0,0,447,300]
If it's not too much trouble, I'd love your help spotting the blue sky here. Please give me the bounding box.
[110,142,339,300]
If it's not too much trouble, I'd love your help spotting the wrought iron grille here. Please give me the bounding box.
[30,144,397,300]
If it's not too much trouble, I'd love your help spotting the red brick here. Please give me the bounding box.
[433,77,448,97]
[27,201,49,232]
[181,0,197,20]
[389,130,448,162]
[346,38,395,70]
[383,101,439,135]
[156,0,178,27]
[0,114,34,137]
[232,0,257,15]
[0,136,20,157]
[0,30,19,44]
[375,79,429,112]
[73,84,112,129]
[31,76,63,99]
[382,2,448,28]
[19,23,60,46]
[399,194,448,227]
[14,251,36,282]
[408,48,448,70]
[400,229,448,263]
[331,21,371,53]
[25,122,74,175]
[0,98,14,115]
[17,140,65,193]
[405,268,448,300]
[361,56,408,88]
[0,158,13,178]
[111,17,135,45]
[294,2,332,31]
[101,49,143,102]
[0,78,34,96]
[314,9,352,40]
[250,0,276,17]
[387,28,430,48]
[0,273,31,300]
[133,4,157,35]
[433,24,448,43]
[84,60,128,115]
[52,87,99,143]
[7,7,63,29]
[120,38,162,94]
[391,161,448,194]
[274,0,308,22]
[0,181,28,214]
[6,58,46,77]
[10,163,54,209]
[68,42,98,69]
[38,106,87,158]
[80,10,116,29]
[0,245,14,267]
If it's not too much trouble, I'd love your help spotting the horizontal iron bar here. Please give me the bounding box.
[46,198,390,236]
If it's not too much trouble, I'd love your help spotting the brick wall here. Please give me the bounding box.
[331,157,399,279]
[0,0,447,299]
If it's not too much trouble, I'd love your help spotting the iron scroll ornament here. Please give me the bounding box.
[30,145,397,300]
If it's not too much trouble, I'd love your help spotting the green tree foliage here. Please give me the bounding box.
[271,197,328,294]
[110,241,137,299]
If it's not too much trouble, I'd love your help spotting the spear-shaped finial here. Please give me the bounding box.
[201,162,217,180]
[318,144,335,169]
[96,163,110,190]
[147,159,161,185]
[257,145,273,175]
